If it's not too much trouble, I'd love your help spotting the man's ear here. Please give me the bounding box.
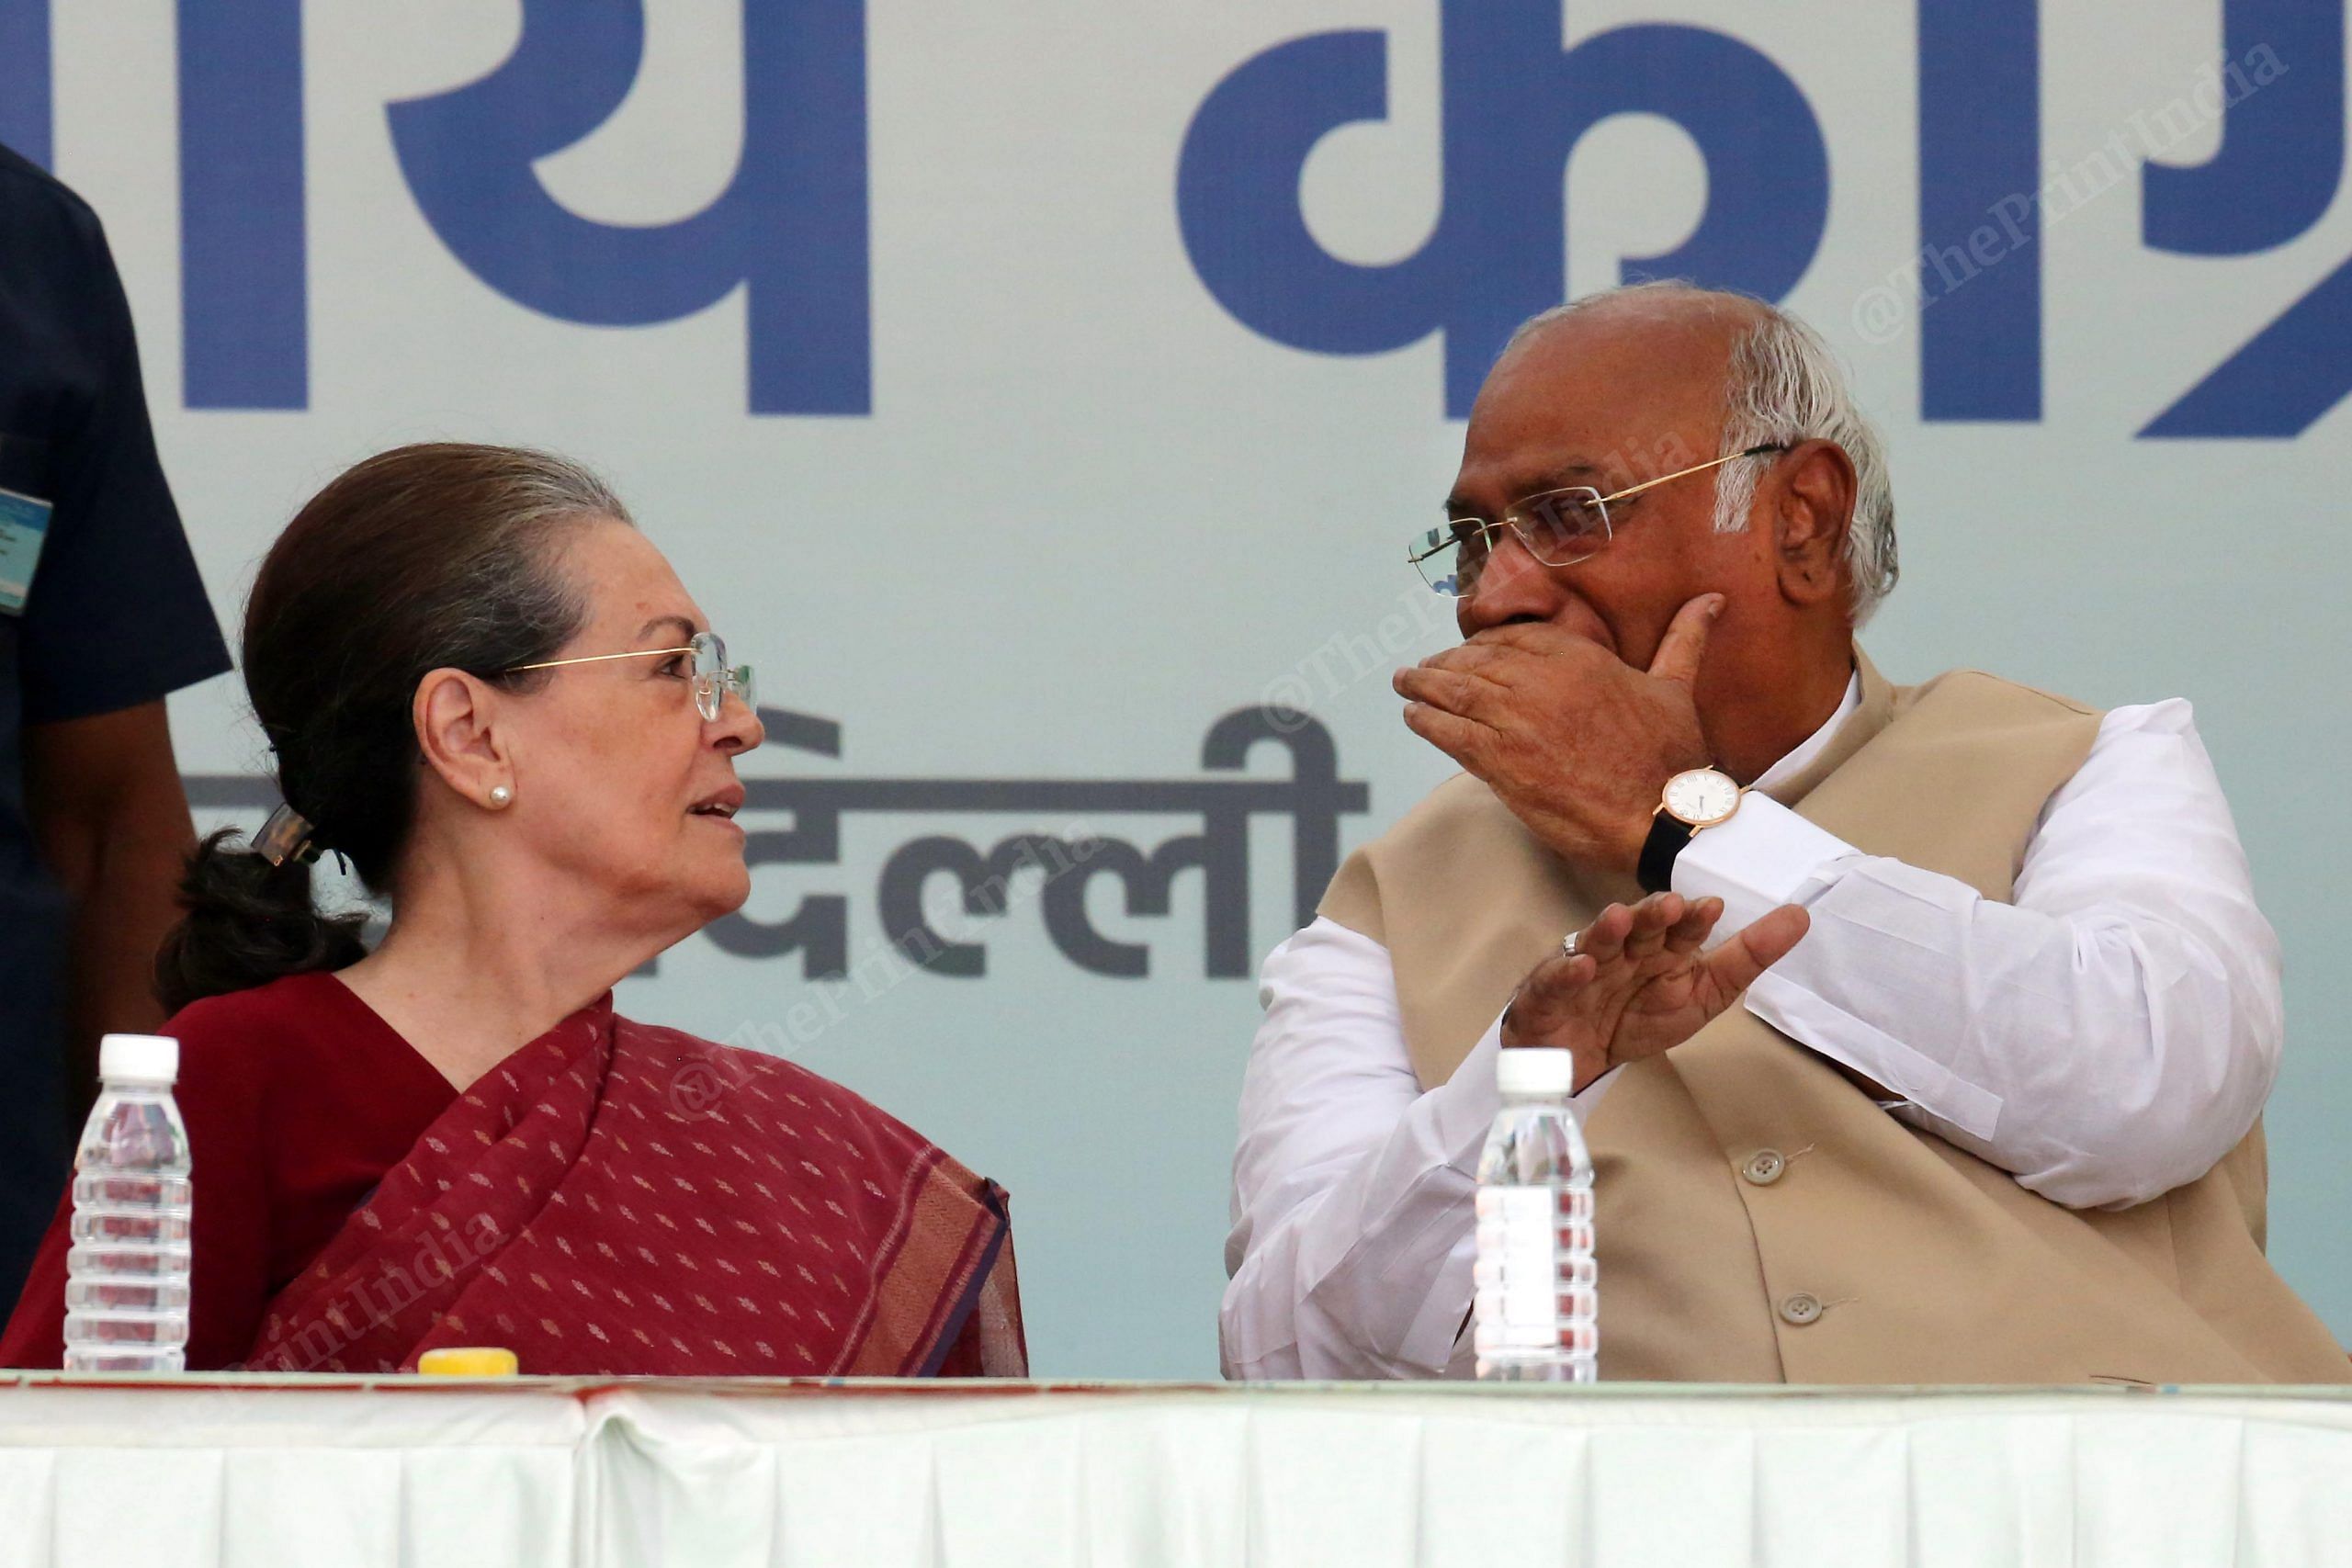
[1770,439,1858,609]
[413,668,512,806]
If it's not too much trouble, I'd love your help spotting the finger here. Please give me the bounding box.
[1506,953,1601,1042]
[1646,593,1725,689]
[1419,640,1519,679]
[1622,892,1684,959]
[1573,902,1635,965]
[1472,621,1607,661]
[1664,895,1724,953]
[1401,701,1491,765]
[1698,904,1811,997]
[1521,952,1598,1000]
[1633,890,1685,938]
[1470,625,1617,681]
[1394,664,1499,720]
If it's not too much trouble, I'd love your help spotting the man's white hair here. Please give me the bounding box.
[1504,282,1899,625]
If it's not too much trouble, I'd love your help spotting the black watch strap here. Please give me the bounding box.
[1637,811,1695,895]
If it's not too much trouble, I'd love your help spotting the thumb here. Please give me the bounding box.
[1647,593,1725,689]
[1696,904,1810,1002]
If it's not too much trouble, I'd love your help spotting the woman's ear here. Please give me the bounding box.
[1771,439,1859,609]
[413,668,512,807]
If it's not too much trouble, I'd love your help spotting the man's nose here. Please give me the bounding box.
[1456,532,1563,634]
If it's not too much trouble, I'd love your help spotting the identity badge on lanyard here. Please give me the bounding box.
[0,485,51,615]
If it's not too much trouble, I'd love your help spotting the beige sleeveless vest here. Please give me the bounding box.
[1321,651,2349,1384]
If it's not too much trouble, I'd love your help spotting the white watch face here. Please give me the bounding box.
[1663,768,1741,827]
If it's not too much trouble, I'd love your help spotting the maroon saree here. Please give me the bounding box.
[243,996,1024,1377]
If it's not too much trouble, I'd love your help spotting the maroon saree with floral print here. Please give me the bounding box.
[243,996,1024,1377]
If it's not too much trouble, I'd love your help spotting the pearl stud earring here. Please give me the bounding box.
[488,784,513,807]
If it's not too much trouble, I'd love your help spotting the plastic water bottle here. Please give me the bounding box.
[1473,1045,1597,1382]
[62,1034,193,1373]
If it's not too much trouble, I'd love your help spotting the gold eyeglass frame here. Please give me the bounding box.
[1409,443,1791,595]
[506,630,754,722]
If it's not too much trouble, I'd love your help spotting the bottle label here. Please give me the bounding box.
[1475,1185,1563,1347]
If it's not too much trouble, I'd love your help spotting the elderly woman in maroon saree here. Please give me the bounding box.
[244,995,1019,1377]
[0,445,1023,1376]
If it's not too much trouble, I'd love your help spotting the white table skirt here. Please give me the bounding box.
[4,1376,2350,1567]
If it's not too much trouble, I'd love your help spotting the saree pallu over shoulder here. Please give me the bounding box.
[1319,650,2351,1385]
[245,999,1024,1378]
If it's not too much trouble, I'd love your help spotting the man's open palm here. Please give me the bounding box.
[1502,893,1812,1090]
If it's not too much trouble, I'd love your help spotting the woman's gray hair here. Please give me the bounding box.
[1506,282,1899,625]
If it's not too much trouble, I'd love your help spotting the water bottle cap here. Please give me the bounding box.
[98,1033,178,1084]
[1496,1045,1575,1096]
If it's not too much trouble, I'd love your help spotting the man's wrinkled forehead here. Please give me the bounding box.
[1453,301,1747,503]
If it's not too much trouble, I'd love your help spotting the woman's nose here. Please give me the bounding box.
[712,694,764,754]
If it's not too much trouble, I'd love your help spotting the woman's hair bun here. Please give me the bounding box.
[154,829,368,1014]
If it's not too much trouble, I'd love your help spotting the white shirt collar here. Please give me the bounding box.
[1749,670,1862,794]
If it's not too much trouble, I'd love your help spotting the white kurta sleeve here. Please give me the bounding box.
[1672,699,2281,1210]
[1222,918,1614,1379]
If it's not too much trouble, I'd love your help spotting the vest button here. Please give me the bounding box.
[1742,1150,1787,1186]
[1779,1292,1824,1326]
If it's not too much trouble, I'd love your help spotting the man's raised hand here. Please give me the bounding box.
[1500,892,1812,1091]
[1393,594,1724,874]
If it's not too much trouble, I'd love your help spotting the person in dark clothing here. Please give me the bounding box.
[0,141,230,1315]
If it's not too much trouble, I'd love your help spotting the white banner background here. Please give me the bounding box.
[28,0,2351,1375]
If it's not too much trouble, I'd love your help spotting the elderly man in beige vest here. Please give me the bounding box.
[1223,282,2349,1385]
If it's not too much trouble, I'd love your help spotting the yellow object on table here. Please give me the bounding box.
[416,1348,518,1377]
